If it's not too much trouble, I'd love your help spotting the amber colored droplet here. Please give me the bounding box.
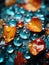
[3,25,16,43]
[5,0,16,6]
[14,51,27,65]
[46,52,49,59]
[17,22,24,28]
[26,17,42,32]
[28,38,46,56]
[19,0,42,12]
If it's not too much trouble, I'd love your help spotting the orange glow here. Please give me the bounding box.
[26,17,42,32]
[17,22,24,28]
[20,0,42,12]
[28,38,46,56]
[5,0,16,6]
[3,25,16,43]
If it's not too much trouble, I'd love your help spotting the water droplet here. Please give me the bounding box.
[13,37,23,46]
[8,19,17,26]
[20,29,30,39]
[7,45,14,53]
[24,51,31,59]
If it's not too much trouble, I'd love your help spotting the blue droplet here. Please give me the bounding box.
[17,0,24,4]
[10,54,16,60]
[8,57,14,63]
[24,51,31,59]
[13,37,23,46]
[19,48,24,53]
[9,19,17,26]
[0,57,4,63]
[35,13,45,21]
[47,35,49,41]
[45,39,49,49]
[15,13,22,20]
[19,45,28,54]
[7,45,14,54]
[24,16,31,23]
[20,29,30,39]
[6,7,14,16]
[19,7,26,14]
[42,24,45,30]
[26,11,33,17]
[31,34,38,40]
[0,54,4,63]
[14,4,19,12]
[40,4,46,14]
[36,13,44,18]
[40,17,45,21]
[41,35,46,40]
[41,4,46,9]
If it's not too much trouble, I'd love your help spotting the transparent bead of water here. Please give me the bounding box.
[8,19,17,26]
[7,45,14,54]
[10,53,16,60]
[20,29,30,39]
[42,23,45,30]
[15,13,22,20]
[19,7,26,14]
[26,10,33,17]
[19,44,28,54]
[24,16,31,23]
[35,13,45,21]
[41,35,46,40]
[6,7,14,16]
[31,33,38,40]
[17,0,24,4]
[45,39,49,49]
[13,37,23,46]
[0,53,4,63]
[41,4,46,14]
[47,35,49,41]
[19,47,24,54]
[0,57,4,63]
[14,4,19,13]
[24,51,31,59]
